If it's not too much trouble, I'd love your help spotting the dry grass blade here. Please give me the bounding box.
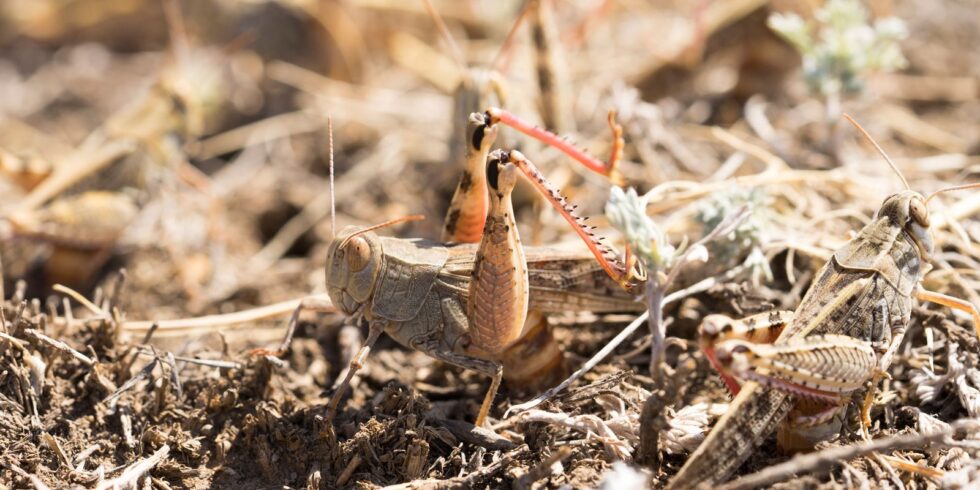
[24,329,94,366]
[121,294,332,334]
[53,284,109,319]
[94,444,170,490]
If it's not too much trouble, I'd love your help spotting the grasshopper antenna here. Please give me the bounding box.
[328,117,336,240]
[843,113,911,191]
[420,0,467,75]
[340,215,425,249]
[926,182,980,205]
[491,2,534,75]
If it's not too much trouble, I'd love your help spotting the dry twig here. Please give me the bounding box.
[719,419,980,490]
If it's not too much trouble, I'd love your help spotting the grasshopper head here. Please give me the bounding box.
[325,226,383,316]
[878,190,934,260]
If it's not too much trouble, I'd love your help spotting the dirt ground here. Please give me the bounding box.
[1,0,980,488]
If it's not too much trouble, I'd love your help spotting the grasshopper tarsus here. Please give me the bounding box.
[324,318,385,423]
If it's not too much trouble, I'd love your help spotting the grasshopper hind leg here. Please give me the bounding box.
[698,311,792,396]
[442,112,500,243]
[425,346,504,427]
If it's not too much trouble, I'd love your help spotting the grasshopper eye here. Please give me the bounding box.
[909,198,930,227]
[344,236,371,271]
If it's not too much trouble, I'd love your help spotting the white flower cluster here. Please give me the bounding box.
[768,0,908,96]
[605,187,676,271]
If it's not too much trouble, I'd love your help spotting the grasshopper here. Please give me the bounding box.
[438,106,625,398]
[666,117,980,489]
[428,0,625,390]
[270,3,629,426]
[271,0,629,422]
[296,107,642,426]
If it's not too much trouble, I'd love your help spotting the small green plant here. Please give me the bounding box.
[768,0,908,99]
[606,187,747,380]
[606,187,679,274]
[694,187,773,285]
[606,187,682,381]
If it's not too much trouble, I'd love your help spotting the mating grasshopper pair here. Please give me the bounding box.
[666,117,980,489]
[264,1,636,427]
[311,108,641,426]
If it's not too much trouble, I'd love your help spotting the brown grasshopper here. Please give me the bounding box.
[295,108,641,426]
[429,0,625,391]
[438,105,624,400]
[666,117,980,489]
[269,3,629,426]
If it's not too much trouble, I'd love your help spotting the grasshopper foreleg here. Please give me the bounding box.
[325,317,387,422]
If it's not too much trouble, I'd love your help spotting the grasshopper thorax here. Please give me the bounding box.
[876,190,934,261]
[326,226,384,316]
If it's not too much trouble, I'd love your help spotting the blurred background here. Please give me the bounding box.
[1,1,979,486]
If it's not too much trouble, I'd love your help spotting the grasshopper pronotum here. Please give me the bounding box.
[666,116,980,489]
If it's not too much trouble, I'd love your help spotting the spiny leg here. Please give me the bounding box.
[698,311,793,396]
[489,149,642,289]
[325,318,387,422]
[483,107,624,184]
